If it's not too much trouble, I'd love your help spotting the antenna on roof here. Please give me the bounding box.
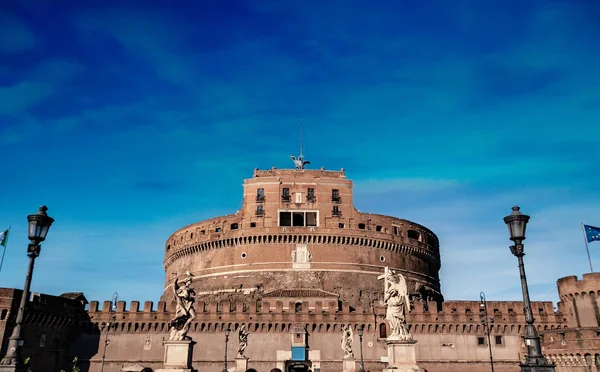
[300,118,304,158]
[290,118,310,170]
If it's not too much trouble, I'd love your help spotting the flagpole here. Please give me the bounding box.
[0,225,10,275]
[581,222,594,273]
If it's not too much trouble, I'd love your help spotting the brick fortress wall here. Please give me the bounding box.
[73,296,567,372]
[541,273,600,370]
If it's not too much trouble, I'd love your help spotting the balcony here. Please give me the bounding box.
[307,195,316,203]
[255,208,264,216]
[332,209,342,217]
[256,195,265,203]
[281,195,291,203]
[332,196,341,203]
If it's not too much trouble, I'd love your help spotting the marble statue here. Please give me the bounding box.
[290,155,310,170]
[341,325,354,359]
[169,271,196,341]
[238,324,250,358]
[384,270,412,341]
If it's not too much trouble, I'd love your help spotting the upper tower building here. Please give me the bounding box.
[163,164,443,307]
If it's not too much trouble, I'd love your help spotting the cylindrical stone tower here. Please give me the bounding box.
[162,167,443,306]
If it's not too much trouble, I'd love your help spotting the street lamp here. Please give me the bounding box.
[504,206,555,372]
[357,325,365,372]
[0,206,54,370]
[100,292,119,372]
[223,326,231,372]
[479,292,495,372]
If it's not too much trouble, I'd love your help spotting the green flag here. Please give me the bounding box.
[0,227,9,247]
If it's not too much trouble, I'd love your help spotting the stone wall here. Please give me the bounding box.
[75,297,566,372]
[0,288,91,372]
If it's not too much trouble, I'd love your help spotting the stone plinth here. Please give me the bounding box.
[156,340,194,372]
[343,358,356,372]
[235,356,248,371]
[384,339,423,372]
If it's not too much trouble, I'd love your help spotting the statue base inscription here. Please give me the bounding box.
[343,358,356,372]
[384,339,423,372]
[235,356,248,371]
[156,340,194,372]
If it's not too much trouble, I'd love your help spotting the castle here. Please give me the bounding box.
[0,164,599,372]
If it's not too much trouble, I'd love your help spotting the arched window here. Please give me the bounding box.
[295,302,302,313]
[379,323,387,338]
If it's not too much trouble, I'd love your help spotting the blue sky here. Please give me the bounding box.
[1,0,599,307]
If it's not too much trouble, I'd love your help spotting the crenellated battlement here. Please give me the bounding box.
[557,273,600,299]
[84,298,565,333]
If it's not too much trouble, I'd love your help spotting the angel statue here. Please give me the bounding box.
[341,325,354,359]
[169,271,196,341]
[384,271,412,341]
[290,154,310,170]
[238,324,250,358]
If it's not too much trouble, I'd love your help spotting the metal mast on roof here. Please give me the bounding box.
[290,119,310,170]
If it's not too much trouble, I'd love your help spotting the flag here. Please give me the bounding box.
[584,224,600,243]
[0,227,8,247]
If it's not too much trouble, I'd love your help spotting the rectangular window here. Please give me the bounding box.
[339,223,345,228]
[495,335,503,345]
[376,225,383,232]
[306,212,317,226]
[279,210,319,227]
[256,188,265,202]
[282,188,290,202]
[332,206,341,216]
[250,222,256,228]
[307,188,316,202]
[280,212,292,226]
[292,212,304,226]
[256,205,264,216]
[393,226,400,235]
[332,189,340,202]
[477,336,485,345]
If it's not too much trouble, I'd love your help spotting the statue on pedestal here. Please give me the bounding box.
[384,270,412,341]
[341,325,354,359]
[238,324,250,358]
[169,272,196,341]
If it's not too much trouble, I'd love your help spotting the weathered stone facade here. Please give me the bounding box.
[1,166,599,372]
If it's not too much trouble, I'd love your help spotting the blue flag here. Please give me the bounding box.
[584,224,600,243]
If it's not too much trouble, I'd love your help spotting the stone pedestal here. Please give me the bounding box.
[383,339,423,372]
[343,358,356,372]
[235,356,248,371]
[156,340,194,372]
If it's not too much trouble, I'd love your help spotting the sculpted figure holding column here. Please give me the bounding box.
[384,270,412,341]
[169,271,196,341]
[238,324,250,358]
[341,325,354,359]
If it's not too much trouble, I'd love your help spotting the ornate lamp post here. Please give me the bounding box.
[357,325,365,372]
[479,292,495,372]
[100,292,119,372]
[0,206,54,371]
[504,206,555,372]
[223,326,231,372]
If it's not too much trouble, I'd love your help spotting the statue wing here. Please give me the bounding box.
[349,325,354,341]
[290,156,296,161]
[173,278,179,296]
[303,160,311,165]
